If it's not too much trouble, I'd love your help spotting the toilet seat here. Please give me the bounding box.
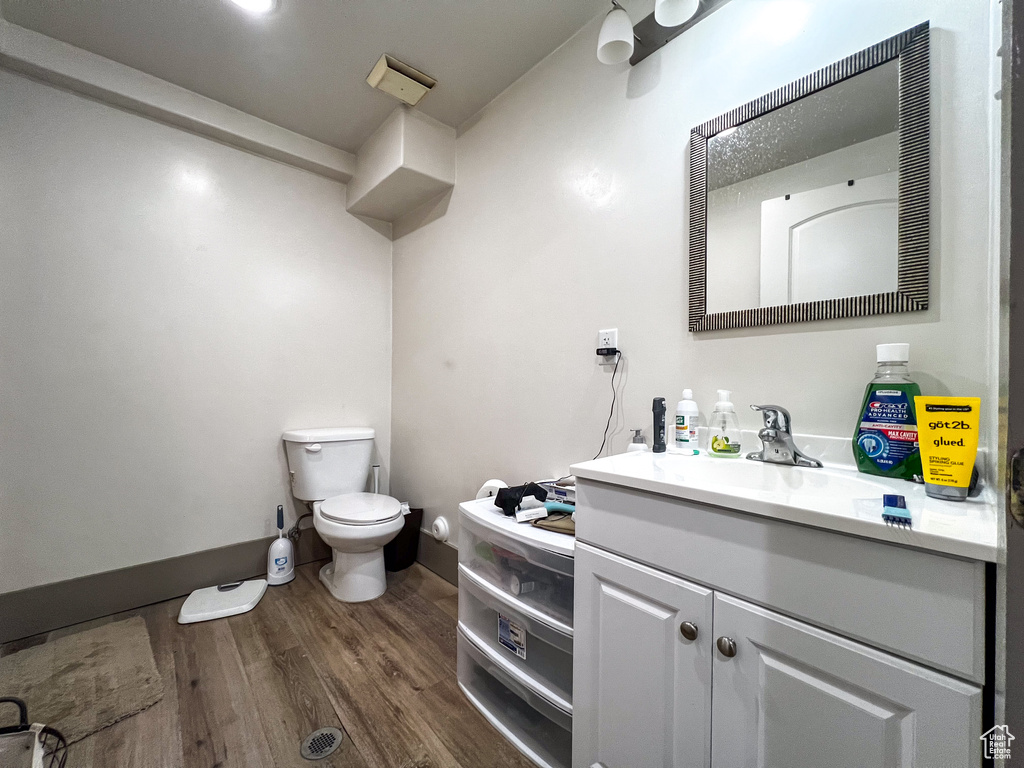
[320,493,401,526]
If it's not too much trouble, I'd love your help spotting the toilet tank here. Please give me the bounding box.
[282,427,375,501]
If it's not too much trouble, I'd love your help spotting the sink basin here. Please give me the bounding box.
[649,454,893,499]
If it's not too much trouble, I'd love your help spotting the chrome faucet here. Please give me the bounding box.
[746,404,822,468]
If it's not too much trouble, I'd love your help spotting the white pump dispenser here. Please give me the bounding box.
[627,428,650,452]
[714,389,735,412]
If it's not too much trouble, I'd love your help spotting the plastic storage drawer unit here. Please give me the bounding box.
[458,628,572,768]
[459,507,574,629]
[459,567,574,712]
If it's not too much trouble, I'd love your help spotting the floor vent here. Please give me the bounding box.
[300,727,344,760]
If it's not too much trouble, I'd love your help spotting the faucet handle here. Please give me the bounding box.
[750,404,791,432]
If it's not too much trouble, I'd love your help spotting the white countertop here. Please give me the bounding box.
[570,450,999,562]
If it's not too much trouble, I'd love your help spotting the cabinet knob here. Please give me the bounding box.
[716,636,737,658]
[679,621,698,641]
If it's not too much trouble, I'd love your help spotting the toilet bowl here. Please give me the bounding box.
[282,426,403,604]
[313,492,404,602]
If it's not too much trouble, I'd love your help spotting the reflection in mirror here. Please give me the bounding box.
[704,60,899,315]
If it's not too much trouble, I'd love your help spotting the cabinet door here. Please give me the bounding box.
[711,593,982,768]
[573,542,713,768]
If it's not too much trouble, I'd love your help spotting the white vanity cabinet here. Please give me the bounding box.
[573,544,713,768]
[571,479,986,768]
[711,592,980,768]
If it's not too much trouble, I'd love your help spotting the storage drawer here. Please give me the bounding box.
[458,628,572,768]
[459,511,574,629]
[459,567,573,712]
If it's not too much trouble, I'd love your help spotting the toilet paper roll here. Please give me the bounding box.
[476,479,508,500]
[431,516,450,542]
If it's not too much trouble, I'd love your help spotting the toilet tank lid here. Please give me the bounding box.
[282,427,374,443]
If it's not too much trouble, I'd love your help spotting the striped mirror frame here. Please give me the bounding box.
[688,22,930,332]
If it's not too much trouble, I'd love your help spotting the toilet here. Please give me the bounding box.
[282,427,403,602]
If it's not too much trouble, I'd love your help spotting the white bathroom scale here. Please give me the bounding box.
[177,579,267,624]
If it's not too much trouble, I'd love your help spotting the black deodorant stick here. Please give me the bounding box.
[652,397,667,453]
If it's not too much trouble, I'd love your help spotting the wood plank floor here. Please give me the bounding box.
[0,562,536,768]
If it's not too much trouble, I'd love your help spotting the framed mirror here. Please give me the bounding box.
[688,22,930,332]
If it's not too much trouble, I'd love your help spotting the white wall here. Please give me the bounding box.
[391,0,999,539]
[0,69,393,593]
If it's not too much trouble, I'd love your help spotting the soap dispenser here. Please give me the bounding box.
[709,390,742,458]
[626,429,650,452]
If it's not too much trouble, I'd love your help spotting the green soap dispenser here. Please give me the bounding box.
[853,343,922,480]
[709,390,743,457]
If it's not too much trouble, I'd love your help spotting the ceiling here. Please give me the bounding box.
[0,0,629,154]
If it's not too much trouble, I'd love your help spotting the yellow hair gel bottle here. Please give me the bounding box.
[915,396,981,501]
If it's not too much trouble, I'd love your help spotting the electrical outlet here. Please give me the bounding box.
[597,328,618,350]
[597,328,618,364]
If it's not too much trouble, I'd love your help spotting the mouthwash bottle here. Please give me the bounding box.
[853,343,922,480]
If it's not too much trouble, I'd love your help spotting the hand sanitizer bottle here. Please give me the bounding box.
[675,389,700,452]
[709,390,742,458]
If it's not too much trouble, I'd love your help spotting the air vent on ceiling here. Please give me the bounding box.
[366,54,436,107]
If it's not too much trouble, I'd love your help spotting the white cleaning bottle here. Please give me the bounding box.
[267,504,295,586]
[675,389,699,452]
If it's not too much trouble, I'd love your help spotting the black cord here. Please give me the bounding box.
[592,351,622,460]
[547,351,623,485]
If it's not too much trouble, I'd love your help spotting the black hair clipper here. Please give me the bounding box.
[653,398,666,453]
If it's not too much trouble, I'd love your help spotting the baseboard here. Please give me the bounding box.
[0,531,331,644]
[416,529,457,585]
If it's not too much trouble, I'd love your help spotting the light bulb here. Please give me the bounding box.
[228,0,275,14]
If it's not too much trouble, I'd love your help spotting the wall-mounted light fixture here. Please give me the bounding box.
[596,1,636,65]
[654,0,700,27]
[598,0,735,66]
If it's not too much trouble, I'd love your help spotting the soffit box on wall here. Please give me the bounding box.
[0,13,455,233]
[0,15,356,182]
[346,106,456,225]
[2,0,608,154]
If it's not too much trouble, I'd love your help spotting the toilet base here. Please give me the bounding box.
[319,549,387,603]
